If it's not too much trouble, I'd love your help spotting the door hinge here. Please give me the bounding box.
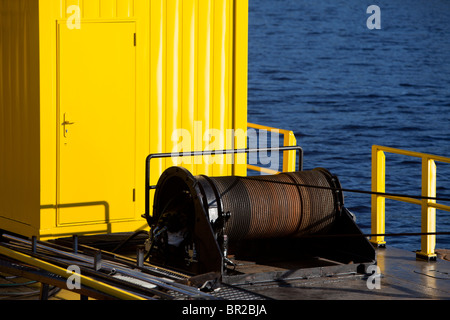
[133,188,136,202]
[134,33,136,46]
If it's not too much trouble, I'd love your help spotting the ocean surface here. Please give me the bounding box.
[246,0,450,251]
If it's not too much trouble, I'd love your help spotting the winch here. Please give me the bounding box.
[144,163,375,281]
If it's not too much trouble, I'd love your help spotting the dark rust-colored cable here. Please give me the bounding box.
[207,169,340,242]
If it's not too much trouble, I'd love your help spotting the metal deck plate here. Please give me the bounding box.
[236,247,450,300]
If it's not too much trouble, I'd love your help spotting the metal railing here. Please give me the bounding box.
[247,123,298,174]
[371,145,450,260]
[144,146,304,222]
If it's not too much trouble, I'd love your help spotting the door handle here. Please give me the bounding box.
[63,113,75,138]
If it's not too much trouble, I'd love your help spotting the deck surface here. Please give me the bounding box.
[237,247,450,300]
[2,240,450,300]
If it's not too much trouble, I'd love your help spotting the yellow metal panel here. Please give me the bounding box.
[165,0,182,167]
[37,0,150,239]
[62,0,136,19]
[117,0,135,18]
[134,0,150,224]
[64,0,81,15]
[83,0,101,19]
[149,0,166,186]
[211,0,232,176]
[149,0,246,177]
[232,0,249,176]
[57,21,137,225]
[0,0,40,229]
[196,0,214,176]
[181,0,197,173]
[99,0,116,18]
[1,0,248,239]
[145,0,248,218]
[39,0,60,232]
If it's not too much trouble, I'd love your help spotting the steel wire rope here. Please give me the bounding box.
[240,176,450,202]
[236,176,450,239]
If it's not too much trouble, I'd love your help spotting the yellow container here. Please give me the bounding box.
[0,0,248,240]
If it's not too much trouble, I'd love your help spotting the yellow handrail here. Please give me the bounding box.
[371,145,450,260]
[247,123,297,174]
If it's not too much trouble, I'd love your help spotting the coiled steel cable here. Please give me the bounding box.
[206,169,341,241]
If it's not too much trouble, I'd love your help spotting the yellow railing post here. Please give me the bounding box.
[247,123,297,174]
[370,145,450,260]
[417,158,437,260]
[371,146,386,247]
[283,131,297,172]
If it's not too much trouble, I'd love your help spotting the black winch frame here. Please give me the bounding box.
[143,147,376,283]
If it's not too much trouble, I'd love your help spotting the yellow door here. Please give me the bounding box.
[57,22,137,226]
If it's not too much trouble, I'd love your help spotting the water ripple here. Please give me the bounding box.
[248,0,450,251]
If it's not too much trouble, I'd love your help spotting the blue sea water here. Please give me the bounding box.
[247,0,450,251]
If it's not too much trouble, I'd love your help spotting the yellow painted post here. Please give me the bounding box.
[232,0,249,177]
[149,0,165,187]
[196,0,213,176]
[283,131,297,172]
[417,158,437,260]
[371,146,386,247]
[247,123,297,174]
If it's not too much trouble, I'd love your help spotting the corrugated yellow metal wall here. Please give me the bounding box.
[38,0,151,239]
[148,0,248,200]
[148,0,248,185]
[59,0,137,19]
[0,0,41,235]
[0,0,248,239]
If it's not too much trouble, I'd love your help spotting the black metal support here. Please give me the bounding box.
[94,250,102,271]
[144,146,304,223]
[0,233,217,300]
[136,245,145,268]
[32,236,37,254]
[73,235,78,254]
[39,283,49,300]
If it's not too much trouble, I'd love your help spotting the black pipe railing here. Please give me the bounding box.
[144,146,304,221]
